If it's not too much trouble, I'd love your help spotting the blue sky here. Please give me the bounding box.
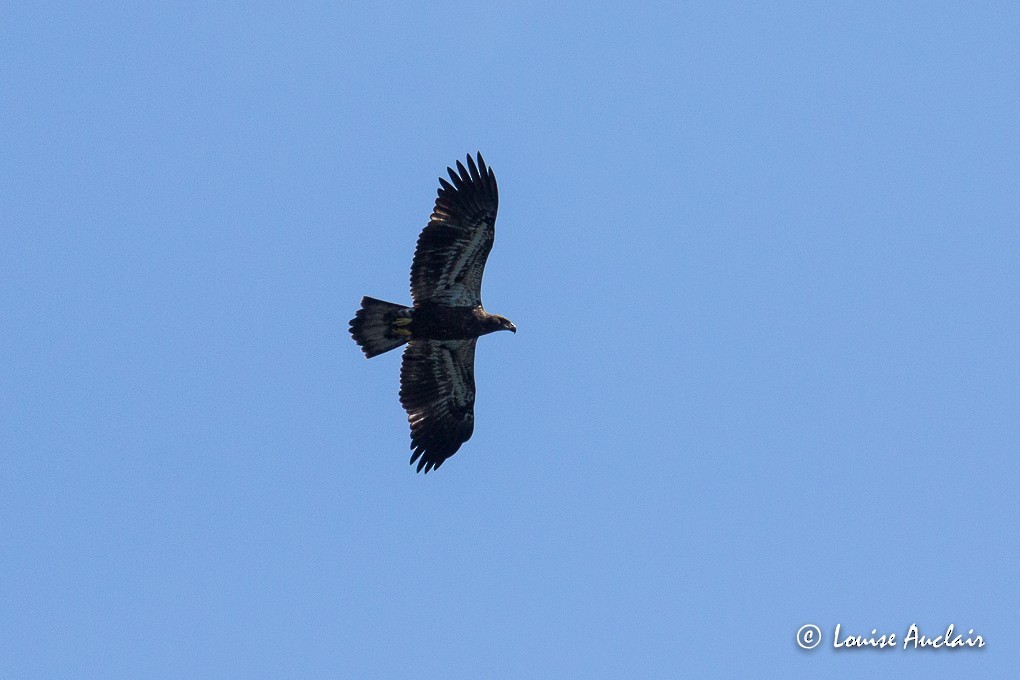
[2,2,1018,678]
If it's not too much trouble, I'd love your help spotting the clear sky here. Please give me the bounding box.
[2,2,1018,678]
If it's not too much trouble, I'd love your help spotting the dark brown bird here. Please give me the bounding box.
[350,153,516,473]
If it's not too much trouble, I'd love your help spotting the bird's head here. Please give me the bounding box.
[488,314,517,334]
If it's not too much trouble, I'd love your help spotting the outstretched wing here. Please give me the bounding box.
[410,153,498,306]
[399,339,477,473]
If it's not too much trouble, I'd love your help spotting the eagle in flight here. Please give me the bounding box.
[350,153,516,473]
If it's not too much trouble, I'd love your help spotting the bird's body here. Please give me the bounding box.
[406,302,512,340]
[349,153,515,473]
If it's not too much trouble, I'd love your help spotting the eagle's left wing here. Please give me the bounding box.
[409,153,498,307]
[399,338,477,473]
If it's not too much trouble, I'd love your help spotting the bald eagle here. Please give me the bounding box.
[350,153,516,473]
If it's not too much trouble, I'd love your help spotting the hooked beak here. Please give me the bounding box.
[509,322,517,334]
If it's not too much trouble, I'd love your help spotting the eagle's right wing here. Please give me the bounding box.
[409,153,498,307]
[399,338,477,473]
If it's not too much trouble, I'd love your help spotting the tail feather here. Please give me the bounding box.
[350,296,413,358]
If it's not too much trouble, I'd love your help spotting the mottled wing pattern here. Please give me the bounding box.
[399,339,477,473]
[410,153,498,307]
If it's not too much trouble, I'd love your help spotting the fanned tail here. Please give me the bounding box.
[349,296,413,358]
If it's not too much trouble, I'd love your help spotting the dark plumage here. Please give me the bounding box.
[350,153,516,473]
